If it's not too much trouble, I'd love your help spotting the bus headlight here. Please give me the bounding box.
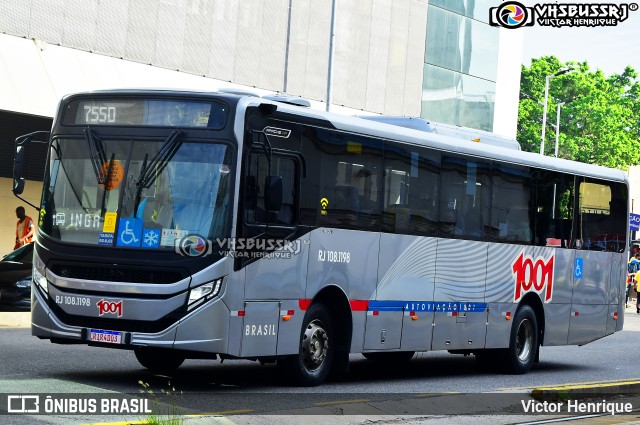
[33,254,48,296]
[188,278,223,310]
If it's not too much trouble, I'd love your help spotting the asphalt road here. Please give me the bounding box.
[1,306,640,424]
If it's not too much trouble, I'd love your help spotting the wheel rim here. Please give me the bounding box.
[516,318,533,362]
[301,319,329,371]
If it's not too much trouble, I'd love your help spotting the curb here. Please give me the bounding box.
[531,380,640,400]
[0,312,30,328]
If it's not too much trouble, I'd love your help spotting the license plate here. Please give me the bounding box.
[89,329,122,344]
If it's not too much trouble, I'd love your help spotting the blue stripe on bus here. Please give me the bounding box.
[367,300,487,313]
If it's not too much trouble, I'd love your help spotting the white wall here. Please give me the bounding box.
[0,34,368,119]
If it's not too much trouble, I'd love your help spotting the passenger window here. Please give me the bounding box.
[383,144,441,236]
[440,155,491,240]
[490,164,534,244]
[578,179,626,252]
[316,132,383,230]
[536,171,575,248]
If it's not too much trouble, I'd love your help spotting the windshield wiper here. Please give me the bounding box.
[136,130,183,190]
[83,127,107,184]
[132,131,183,218]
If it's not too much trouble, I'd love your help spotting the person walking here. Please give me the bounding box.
[636,276,640,314]
[14,206,34,250]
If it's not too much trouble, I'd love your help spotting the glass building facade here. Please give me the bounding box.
[422,0,499,131]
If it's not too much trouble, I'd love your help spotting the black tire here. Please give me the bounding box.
[279,303,334,386]
[362,351,415,363]
[134,347,185,372]
[503,305,538,374]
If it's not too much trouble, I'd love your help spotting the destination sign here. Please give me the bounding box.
[62,98,227,129]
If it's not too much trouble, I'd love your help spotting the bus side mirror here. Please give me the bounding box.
[13,145,25,195]
[264,176,283,212]
[13,131,50,196]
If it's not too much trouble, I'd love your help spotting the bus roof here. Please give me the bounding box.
[242,96,628,185]
[58,89,628,185]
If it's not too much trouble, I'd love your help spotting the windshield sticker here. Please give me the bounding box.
[161,229,189,247]
[142,228,161,249]
[99,160,124,191]
[98,233,114,245]
[116,218,143,247]
[103,212,117,233]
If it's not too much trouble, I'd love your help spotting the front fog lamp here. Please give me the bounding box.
[188,278,223,310]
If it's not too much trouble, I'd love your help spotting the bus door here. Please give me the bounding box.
[239,148,308,356]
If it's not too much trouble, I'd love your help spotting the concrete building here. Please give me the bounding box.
[0,0,523,254]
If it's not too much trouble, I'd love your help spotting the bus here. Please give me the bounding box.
[13,89,628,386]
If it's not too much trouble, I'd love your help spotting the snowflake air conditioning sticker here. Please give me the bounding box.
[141,228,161,249]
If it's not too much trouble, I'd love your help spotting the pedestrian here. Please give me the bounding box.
[14,206,34,250]
[636,276,640,314]
[629,251,640,274]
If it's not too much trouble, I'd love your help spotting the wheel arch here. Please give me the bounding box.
[309,285,353,353]
[518,293,545,346]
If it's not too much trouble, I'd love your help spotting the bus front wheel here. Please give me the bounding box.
[503,305,538,374]
[280,303,334,386]
[134,347,185,372]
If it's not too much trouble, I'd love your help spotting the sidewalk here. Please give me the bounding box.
[0,309,29,328]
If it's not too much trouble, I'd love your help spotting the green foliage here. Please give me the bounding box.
[138,380,184,425]
[518,56,640,169]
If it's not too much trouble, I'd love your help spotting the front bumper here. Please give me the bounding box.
[31,283,230,354]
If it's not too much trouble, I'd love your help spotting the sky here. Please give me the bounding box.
[521,1,640,76]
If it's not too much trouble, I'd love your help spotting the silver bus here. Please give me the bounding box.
[13,89,628,386]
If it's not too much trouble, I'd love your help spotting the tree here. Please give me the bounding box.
[518,56,640,169]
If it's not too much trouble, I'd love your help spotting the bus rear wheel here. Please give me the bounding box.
[134,347,185,372]
[280,303,334,386]
[503,305,538,374]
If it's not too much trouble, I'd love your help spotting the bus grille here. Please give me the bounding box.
[50,264,184,284]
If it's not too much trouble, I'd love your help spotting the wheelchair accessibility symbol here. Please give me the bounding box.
[574,258,583,279]
[116,218,143,247]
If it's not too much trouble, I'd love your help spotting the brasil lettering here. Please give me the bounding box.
[512,252,554,303]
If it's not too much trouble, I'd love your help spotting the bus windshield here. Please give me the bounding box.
[40,137,233,250]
